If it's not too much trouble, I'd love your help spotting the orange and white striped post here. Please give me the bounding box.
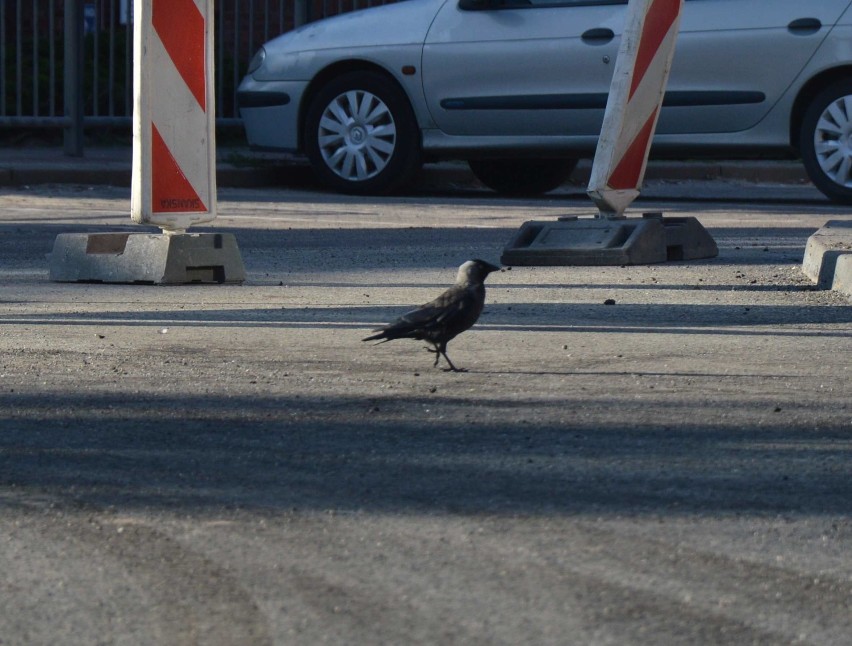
[588,0,683,218]
[131,0,217,233]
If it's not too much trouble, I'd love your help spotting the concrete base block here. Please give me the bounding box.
[831,253,852,298]
[48,232,246,284]
[802,220,852,289]
[501,213,718,266]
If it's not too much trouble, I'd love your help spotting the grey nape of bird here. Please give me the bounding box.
[362,259,501,372]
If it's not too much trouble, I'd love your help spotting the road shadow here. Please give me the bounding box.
[1,390,850,517]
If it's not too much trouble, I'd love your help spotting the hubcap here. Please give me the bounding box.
[317,89,396,182]
[814,95,852,188]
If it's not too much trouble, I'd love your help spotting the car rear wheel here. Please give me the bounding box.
[467,159,578,196]
[304,71,421,194]
[800,79,852,204]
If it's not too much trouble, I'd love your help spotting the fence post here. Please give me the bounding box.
[63,0,84,156]
[294,0,309,27]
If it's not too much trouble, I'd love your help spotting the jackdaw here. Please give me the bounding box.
[363,259,501,372]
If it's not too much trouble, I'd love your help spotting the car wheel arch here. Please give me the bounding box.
[789,66,852,151]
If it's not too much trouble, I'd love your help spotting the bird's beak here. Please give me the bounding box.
[485,261,502,273]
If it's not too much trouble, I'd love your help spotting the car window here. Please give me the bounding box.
[460,0,628,10]
[524,0,627,5]
[527,0,628,5]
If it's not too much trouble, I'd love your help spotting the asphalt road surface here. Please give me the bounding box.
[1,180,850,645]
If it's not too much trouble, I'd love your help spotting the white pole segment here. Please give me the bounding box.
[588,0,684,218]
[131,0,217,233]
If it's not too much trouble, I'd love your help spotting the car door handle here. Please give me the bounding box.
[788,18,822,35]
[582,28,615,45]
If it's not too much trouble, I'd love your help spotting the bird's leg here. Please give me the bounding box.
[439,343,466,372]
[441,352,459,372]
[425,344,440,366]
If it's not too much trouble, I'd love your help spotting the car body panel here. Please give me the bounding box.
[252,0,446,82]
[238,79,307,150]
[422,2,624,137]
[662,0,850,134]
[422,0,850,139]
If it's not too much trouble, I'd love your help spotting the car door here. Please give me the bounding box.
[421,0,627,138]
[659,0,852,134]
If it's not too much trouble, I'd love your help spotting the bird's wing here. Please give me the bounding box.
[371,287,468,340]
[402,287,468,327]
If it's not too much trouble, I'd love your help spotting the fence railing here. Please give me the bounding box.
[0,0,395,154]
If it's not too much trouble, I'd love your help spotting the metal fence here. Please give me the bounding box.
[0,0,395,153]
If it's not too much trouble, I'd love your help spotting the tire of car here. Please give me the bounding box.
[467,158,578,196]
[303,71,422,195]
[800,78,852,205]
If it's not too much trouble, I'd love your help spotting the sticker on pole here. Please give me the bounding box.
[131,0,217,232]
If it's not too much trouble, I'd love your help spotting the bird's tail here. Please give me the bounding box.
[362,331,389,343]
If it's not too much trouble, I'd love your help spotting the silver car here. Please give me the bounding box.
[238,0,852,202]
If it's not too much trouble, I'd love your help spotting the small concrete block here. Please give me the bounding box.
[501,215,717,266]
[832,253,852,298]
[49,232,246,284]
[802,220,852,288]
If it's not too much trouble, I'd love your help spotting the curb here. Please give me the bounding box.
[802,220,852,298]
[0,148,811,188]
[570,159,810,186]
[833,254,852,298]
[0,165,293,189]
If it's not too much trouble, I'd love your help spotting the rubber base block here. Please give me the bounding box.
[501,214,718,266]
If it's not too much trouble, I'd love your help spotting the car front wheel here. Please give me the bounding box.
[304,71,421,194]
[800,79,852,204]
[468,159,578,196]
